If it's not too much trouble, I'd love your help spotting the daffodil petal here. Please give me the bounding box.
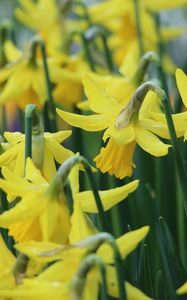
[69,201,97,243]
[57,108,111,131]
[135,126,170,156]
[177,282,187,295]
[45,138,73,164]
[82,75,121,115]
[103,124,135,144]
[176,68,187,108]
[105,266,152,300]
[98,226,149,263]
[77,180,139,213]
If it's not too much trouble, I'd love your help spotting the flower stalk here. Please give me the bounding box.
[48,155,109,232]
[70,254,108,300]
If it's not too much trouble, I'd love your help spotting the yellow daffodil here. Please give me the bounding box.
[0,130,73,181]
[15,227,151,300]
[151,68,187,139]
[89,0,187,66]
[0,158,71,243]
[15,0,62,53]
[0,40,73,109]
[57,74,170,179]
[51,52,89,107]
[0,156,138,243]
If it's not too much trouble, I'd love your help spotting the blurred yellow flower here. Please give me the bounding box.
[89,0,187,66]
[0,40,72,109]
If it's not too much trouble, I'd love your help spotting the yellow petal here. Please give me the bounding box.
[57,108,112,131]
[77,180,138,213]
[176,68,187,108]
[105,266,152,299]
[4,41,22,62]
[98,226,149,263]
[4,131,24,144]
[0,193,45,227]
[82,75,121,115]
[0,235,16,271]
[0,66,32,105]
[45,130,72,143]
[103,124,135,144]
[45,138,73,164]
[69,200,97,243]
[135,126,170,156]
[25,158,47,184]
[139,118,171,139]
[177,282,187,295]
[42,146,57,182]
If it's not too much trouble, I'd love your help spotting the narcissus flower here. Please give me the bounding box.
[0,130,73,181]
[88,0,187,66]
[16,227,151,300]
[0,40,72,109]
[0,156,138,243]
[57,74,170,179]
[51,52,89,107]
[15,0,62,53]
[0,159,70,243]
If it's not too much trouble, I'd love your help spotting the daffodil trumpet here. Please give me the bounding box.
[71,254,108,300]
[49,155,109,232]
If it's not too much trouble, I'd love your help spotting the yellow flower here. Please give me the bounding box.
[0,156,138,243]
[0,158,71,243]
[57,74,170,179]
[15,0,62,53]
[0,130,73,181]
[51,52,89,107]
[0,40,70,109]
[88,0,187,66]
[15,226,151,300]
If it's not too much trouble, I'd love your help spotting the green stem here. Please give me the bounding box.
[110,240,127,300]
[71,254,108,300]
[70,30,95,71]
[81,34,96,71]
[133,0,144,56]
[40,42,57,132]
[25,104,36,160]
[100,34,115,73]
[78,232,127,300]
[161,92,187,218]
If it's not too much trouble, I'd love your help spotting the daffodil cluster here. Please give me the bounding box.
[0,0,187,299]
